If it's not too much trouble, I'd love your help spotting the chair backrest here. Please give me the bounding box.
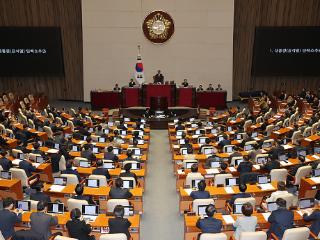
[192,198,215,214]
[99,234,127,240]
[55,117,63,125]
[120,176,136,188]
[214,174,233,186]
[239,231,267,240]
[185,173,204,188]
[283,118,289,127]
[43,126,53,139]
[275,121,283,127]
[106,199,129,213]
[244,120,252,132]
[28,119,35,129]
[12,149,23,158]
[67,120,75,132]
[59,155,66,172]
[294,165,312,185]
[0,230,5,240]
[88,174,107,186]
[311,123,319,135]
[28,153,41,162]
[270,169,288,183]
[11,168,29,187]
[0,124,5,133]
[5,128,14,137]
[54,236,77,240]
[60,174,79,185]
[234,197,256,208]
[74,157,89,167]
[266,125,274,136]
[292,130,302,145]
[199,233,228,240]
[282,227,310,240]
[67,199,88,211]
[256,116,263,123]
[274,193,295,209]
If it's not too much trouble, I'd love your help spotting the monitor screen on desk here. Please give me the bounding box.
[72,145,79,152]
[267,202,278,212]
[137,139,144,145]
[299,198,314,209]
[226,146,234,153]
[235,158,244,166]
[314,147,320,154]
[198,205,208,216]
[129,162,140,170]
[36,156,44,164]
[192,179,202,189]
[99,137,106,143]
[79,161,90,168]
[297,149,307,157]
[86,179,99,188]
[178,139,185,145]
[54,143,59,150]
[0,171,12,180]
[53,177,67,186]
[176,130,184,136]
[217,136,224,142]
[185,162,195,169]
[203,148,213,155]
[236,134,242,140]
[18,153,25,160]
[120,130,127,136]
[108,122,114,127]
[132,148,142,156]
[211,161,220,168]
[198,137,207,144]
[47,202,64,214]
[225,177,239,187]
[211,129,217,134]
[244,145,253,151]
[82,205,99,216]
[233,204,243,214]
[123,206,134,216]
[262,142,272,148]
[251,132,258,138]
[93,147,99,154]
[17,201,30,211]
[258,175,271,184]
[124,118,130,122]
[103,162,115,169]
[278,154,288,161]
[113,148,120,155]
[227,126,233,132]
[103,129,109,134]
[82,135,87,141]
[256,157,267,165]
[313,168,320,177]
[181,148,188,155]
[122,180,134,189]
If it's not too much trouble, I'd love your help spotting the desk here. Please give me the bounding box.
[90,91,121,110]
[177,87,196,107]
[299,177,320,199]
[122,87,141,107]
[0,179,23,200]
[196,91,227,109]
[142,84,176,107]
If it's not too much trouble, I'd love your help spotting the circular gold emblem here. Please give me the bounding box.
[142,11,175,44]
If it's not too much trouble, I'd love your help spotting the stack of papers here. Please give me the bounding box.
[222,215,235,224]
[312,155,320,160]
[206,169,220,174]
[49,185,65,192]
[280,161,291,166]
[224,187,235,194]
[259,184,275,191]
[262,212,271,221]
[47,149,59,154]
[32,163,40,168]
[253,165,261,170]
[184,189,192,196]
[12,159,22,165]
[228,167,236,172]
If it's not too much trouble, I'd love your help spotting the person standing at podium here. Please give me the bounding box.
[128,78,136,87]
[153,70,164,84]
[113,83,121,92]
[182,79,189,87]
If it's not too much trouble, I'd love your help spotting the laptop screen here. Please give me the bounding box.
[256,157,267,165]
[121,130,127,136]
[113,148,120,155]
[233,204,243,214]
[0,171,12,180]
[225,178,239,187]
[267,202,278,212]
[199,138,207,144]
[124,118,130,122]
[36,156,44,163]
[123,206,134,216]
[92,147,99,154]
[82,205,99,216]
[226,146,234,153]
[297,149,307,157]
[176,131,183,136]
[278,154,288,161]
[179,139,185,145]
[130,162,140,170]
[53,177,67,186]
[86,179,99,188]
[227,126,233,132]
[181,149,188,155]
[244,145,253,151]
[314,147,320,154]
[313,169,320,177]
[83,136,87,141]
[236,134,242,140]
[211,129,217,134]
[107,122,114,127]
[258,175,271,184]
[133,148,142,156]
[185,162,195,169]
[47,203,64,214]
[122,180,134,189]
[251,132,258,138]
[198,205,208,216]
[103,129,109,134]
[103,162,115,169]
[262,142,272,148]
[18,153,25,160]
[54,143,60,150]
[99,137,106,143]
[137,139,144,145]
[211,161,220,168]
[17,201,30,211]
[72,145,79,152]
[235,158,244,166]
[299,198,315,209]
[192,179,202,189]
[79,161,90,168]
[204,148,213,155]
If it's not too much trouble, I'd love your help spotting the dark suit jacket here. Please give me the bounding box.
[50,153,61,173]
[108,217,131,240]
[120,171,138,183]
[61,168,81,181]
[190,190,210,199]
[104,152,118,162]
[237,161,253,175]
[0,157,12,171]
[73,195,95,205]
[66,219,92,240]
[19,160,36,177]
[196,217,222,233]
[229,192,251,205]
[30,212,58,240]
[303,210,320,236]
[109,187,132,199]
[0,209,22,239]
[261,160,280,172]
[175,125,185,131]
[30,192,51,203]
[267,208,294,238]
[153,74,164,84]
[92,167,111,180]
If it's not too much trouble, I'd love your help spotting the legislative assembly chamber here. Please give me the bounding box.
[1,1,320,240]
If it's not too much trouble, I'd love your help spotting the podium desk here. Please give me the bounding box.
[90,91,121,110]
[122,87,142,107]
[142,84,176,107]
[196,91,227,109]
[177,87,196,107]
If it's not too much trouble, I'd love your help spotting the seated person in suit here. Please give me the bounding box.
[66,208,94,240]
[287,156,307,183]
[104,146,119,162]
[228,146,242,164]
[190,180,210,199]
[73,184,96,205]
[186,164,202,179]
[113,83,121,92]
[217,162,228,174]
[229,184,251,206]
[181,138,192,150]
[175,120,185,131]
[266,181,288,202]
[61,161,81,181]
[303,209,320,239]
[197,85,204,92]
[31,142,45,157]
[92,159,111,180]
[199,138,213,153]
[30,201,58,240]
[215,84,223,91]
[81,144,96,162]
[0,197,22,239]
[182,79,189,87]
[30,182,51,203]
[120,163,138,184]
[124,150,142,163]
[233,202,257,240]
[204,154,217,168]
[196,204,222,235]
[206,84,214,91]
[128,78,136,87]
[109,178,133,199]
[153,70,164,84]
[19,158,37,177]
[108,205,132,240]
[237,157,253,175]
[217,134,231,149]
[267,198,294,239]
[0,150,12,171]
[261,154,280,173]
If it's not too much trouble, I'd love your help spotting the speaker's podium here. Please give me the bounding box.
[142,83,176,107]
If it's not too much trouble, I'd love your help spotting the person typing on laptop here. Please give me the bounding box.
[228,184,251,206]
[190,180,210,199]
[108,205,132,240]
[0,197,22,239]
[72,184,96,205]
[109,178,133,199]
[92,159,111,181]
[196,204,222,237]
[66,208,94,240]
[120,163,138,183]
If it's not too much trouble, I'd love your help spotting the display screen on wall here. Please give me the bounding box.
[252,27,320,76]
[0,27,65,77]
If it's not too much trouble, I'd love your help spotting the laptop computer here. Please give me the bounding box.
[86,179,100,188]
[299,198,315,209]
[181,148,188,155]
[191,179,202,189]
[244,145,253,151]
[198,137,207,144]
[278,154,288,161]
[79,160,90,168]
[217,136,224,142]
[137,139,144,145]
[124,117,130,122]
[0,171,12,180]
[103,162,115,169]
[256,156,267,165]
[211,129,217,134]
[233,203,244,214]
[36,156,44,164]
[47,202,64,214]
[234,158,244,166]
[123,206,134,217]
[82,205,99,221]
[18,153,25,160]
[16,201,31,211]
[297,149,307,157]
[210,161,220,168]
[227,126,233,132]
[313,168,320,177]
[236,134,242,140]
[251,132,258,138]
[122,179,134,189]
[203,148,214,155]
[257,175,271,184]
[198,205,208,216]
[176,130,184,136]
[92,147,99,154]
[98,137,106,143]
[113,148,120,155]
[129,162,140,170]
[314,146,320,154]
[72,145,80,152]
[53,177,67,186]
[185,162,195,169]
[178,139,186,145]
[225,177,239,187]
[262,142,272,148]
[54,143,60,150]
[103,129,109,134]
[267,202,278,212]
[226,146,234,153]
[120,130,127,136]
[132,148,142,156]
[107,122,114,127]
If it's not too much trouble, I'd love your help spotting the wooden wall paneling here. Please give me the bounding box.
[0,0,83,101]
